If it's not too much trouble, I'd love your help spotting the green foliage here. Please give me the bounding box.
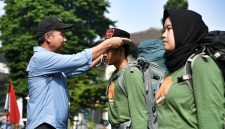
[164,0,188,10]
[0,0,114,116]
[87,120,96,129]
[68,67,108,115]
[161,0,188,33]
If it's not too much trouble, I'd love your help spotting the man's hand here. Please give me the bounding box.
[91,37,132,61]
[106,37,132,49]
[91,54,103,68]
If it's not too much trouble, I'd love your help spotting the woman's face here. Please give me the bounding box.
[162,17,175,52]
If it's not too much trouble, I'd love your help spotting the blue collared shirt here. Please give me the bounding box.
[1,119,12,129]
[26,47,92,129]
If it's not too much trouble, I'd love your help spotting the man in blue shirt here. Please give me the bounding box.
[26,17,130,129]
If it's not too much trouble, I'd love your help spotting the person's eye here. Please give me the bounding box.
[167,25,173,30]
[166,27,172,31]
[60,32,65,37]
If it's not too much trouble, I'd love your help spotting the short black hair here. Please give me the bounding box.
[104,28,131,57]
[123,44,130,57]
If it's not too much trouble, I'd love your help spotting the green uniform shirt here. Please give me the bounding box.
[107,66,148,129]
[157,56,224,129]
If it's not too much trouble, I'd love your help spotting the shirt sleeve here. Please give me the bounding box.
[192,56,224,129]
[28,48,92,76]
[123,67,148,129]
[64,48,92,76]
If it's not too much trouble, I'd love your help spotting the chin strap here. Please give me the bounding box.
[96,54,104,67]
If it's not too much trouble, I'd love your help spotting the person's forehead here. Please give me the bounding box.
[164,18,172,26]
[48,29,64,35]
[106,48,118,53]
[53,29,64,33]
[165,17,171,23]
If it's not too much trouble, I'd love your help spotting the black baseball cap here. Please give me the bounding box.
[105,28,130,39]
[36,17,73,38]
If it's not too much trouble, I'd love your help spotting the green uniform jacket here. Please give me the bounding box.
[107,66,148,129]
[157,56,224,129]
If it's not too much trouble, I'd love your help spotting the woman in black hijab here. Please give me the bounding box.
[155,9,224,129]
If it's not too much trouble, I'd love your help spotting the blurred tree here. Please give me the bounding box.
[0,0,115,116]
[164,0,188,10]
[160,0,188,34]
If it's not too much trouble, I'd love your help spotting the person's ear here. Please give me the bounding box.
[44,33,52,43]
[119,46,124,56]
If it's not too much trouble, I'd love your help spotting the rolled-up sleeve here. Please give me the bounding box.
[64,48,92,76]
[85,48,92,65]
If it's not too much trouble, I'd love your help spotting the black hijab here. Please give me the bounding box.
[163,9,208,73]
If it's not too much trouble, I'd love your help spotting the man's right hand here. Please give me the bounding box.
[91,37,131,62]
[106,37,132,49]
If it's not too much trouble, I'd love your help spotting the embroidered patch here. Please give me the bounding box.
[105,28,115,39]
[155,76,173,107]
[108,82,115,104]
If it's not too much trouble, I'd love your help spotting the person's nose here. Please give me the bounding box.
[162,31,166,39]
[102,54,108,64]
[103,53,107,58]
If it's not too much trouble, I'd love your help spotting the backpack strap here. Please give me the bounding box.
[144,66,152,108]
[117,72,127,97]
[117,63,142,97]
[181,51,208,90]
[144,66,158,128]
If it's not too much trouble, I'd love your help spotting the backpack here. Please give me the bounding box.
[117,39,167,129]
[180,30,225,90]
[179,31,225,128]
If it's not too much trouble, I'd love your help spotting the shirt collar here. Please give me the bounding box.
[33,46,48,53]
